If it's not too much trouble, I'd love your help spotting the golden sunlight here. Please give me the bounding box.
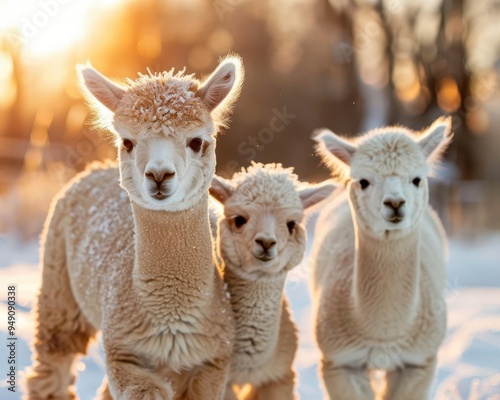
[24,1,89,57]
[0,0,124,58]
[0,51,16,109]
[393,59,421,103]
[437,76,461,113]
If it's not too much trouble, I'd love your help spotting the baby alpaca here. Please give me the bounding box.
[210,163,335,400]
[25,56,244,400]
[311,118,452,400]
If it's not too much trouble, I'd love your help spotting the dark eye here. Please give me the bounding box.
[233,216,247,228]
[412,177,421,187]
[287,221,296,233]
[188,137,203,153]
[359,179,370,190]
[123,139,133,153]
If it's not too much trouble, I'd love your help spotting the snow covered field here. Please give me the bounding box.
[1,232,499,399]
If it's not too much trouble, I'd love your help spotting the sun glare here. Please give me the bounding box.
[26,2,89,57]
[0,0,125,58]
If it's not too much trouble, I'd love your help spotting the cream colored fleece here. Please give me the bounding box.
[312,188,447,400]
[224,268,298,400]
[25,163,234,400]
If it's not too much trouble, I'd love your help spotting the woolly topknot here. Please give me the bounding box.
[230,162,302,208]
[233,162,298,186]
[315,127,428,184]
[115,69,208,133]
[351,128,428,177]
[315,118,452,184]
[79,55,244,137]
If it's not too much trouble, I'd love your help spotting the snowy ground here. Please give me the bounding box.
[1,232,499,399]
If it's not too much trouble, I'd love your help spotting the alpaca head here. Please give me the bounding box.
[210,163,335,280]
[78,56,244,211]
[315,117,452,238]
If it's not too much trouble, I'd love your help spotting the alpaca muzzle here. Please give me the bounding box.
[382,197,406,223]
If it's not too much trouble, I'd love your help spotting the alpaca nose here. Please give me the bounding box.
[145,169,175,186]
[255,235,277,251]
[383,197,406,211]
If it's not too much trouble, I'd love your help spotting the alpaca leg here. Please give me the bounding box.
[382,358,436,400]
[253,371,296,400]
[321,359,374,400]
[105,358,174,400]
[25,222,96,400]
[186,357,231,400]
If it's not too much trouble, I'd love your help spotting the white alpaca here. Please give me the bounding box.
[25,56,244,400]
[311,117,452,400]
[210,163,335,400]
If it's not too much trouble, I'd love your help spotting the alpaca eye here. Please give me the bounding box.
[123,139,134,153]
[287,221,296,233]
[359,179,370,190]
[412,177,421,187]
[233,216,247,228]
[188,137,203,153]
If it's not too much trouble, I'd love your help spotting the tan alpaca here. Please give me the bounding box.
[310,118,452,400]
[210,163,335,400]
[25,56,244,400]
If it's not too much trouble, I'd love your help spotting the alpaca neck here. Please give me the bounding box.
[352,226,421,339]
[131,196,214,315]
[224,266,286,364]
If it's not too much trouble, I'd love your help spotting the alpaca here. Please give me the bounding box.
[311,117,452,400]
[25,55,244,400]
[209,162,335,400]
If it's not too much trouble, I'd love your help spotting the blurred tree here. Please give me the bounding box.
[322,0,500,181]
[1,0,499,184]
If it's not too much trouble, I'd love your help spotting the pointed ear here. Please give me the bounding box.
[314,129,356,165]
[209,175,235,204]
[77,64,126,112]
[313,129,356,183]
[418,116,453,164]
[197,55,244,113]
[298,180,336,210]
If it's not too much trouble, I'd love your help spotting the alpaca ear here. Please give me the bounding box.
[298,180,336,210]
[418,116,453,164]
[314,129,357,166]
[209,175,235,204]
[77,65,126,112]
[313,129,355,183]
[197,55,244,113]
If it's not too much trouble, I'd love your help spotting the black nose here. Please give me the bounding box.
[383,198,406,211]
[255,238,276,251]
[145,170,175,187]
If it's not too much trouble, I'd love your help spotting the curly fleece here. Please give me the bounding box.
[116,69,209,133]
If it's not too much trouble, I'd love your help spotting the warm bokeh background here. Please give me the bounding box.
[1,2,499,399]
[0,0,499,239]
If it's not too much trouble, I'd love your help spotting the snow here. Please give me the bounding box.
[1,232,499,399]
